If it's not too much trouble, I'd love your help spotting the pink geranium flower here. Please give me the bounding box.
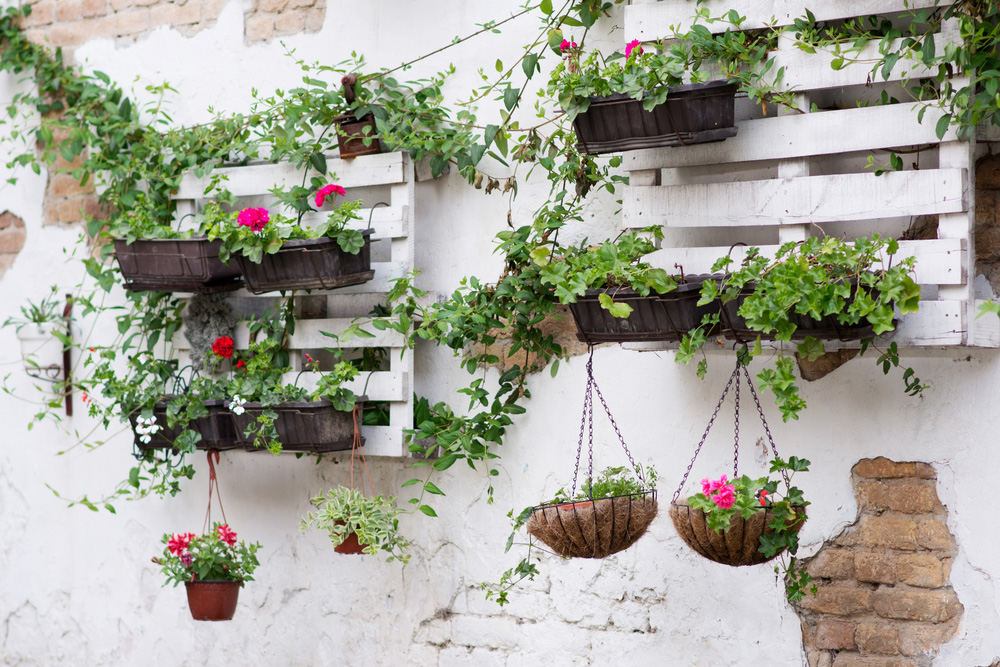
[315,184,347,207]
[625,39,643,57]
[712,484,736,509]
[167,532,196,556]
[216,524,238,546]
[559,38,578,53]
[237,207,270,232]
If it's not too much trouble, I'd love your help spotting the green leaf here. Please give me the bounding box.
[484,124,499,149]
[935,113,951,139]
[118,96,131,120]
[423,482,445,495]
[598,293,633,318]
[309,152,327,175]
[522,53,539,79]
[495,58,503,73]
[418,504,438,517]
[796,337,825,362]
[540,0,552,14]
[504,87,519,112]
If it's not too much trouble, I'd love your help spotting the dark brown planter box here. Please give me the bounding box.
[335,112,385,159]
[129,398,239,452]
[232,398,366,453]
[113,238,242,293]
[234,232,374,294]
[568,278,717,343]
[573,80,738,155]
[720,285,877,342]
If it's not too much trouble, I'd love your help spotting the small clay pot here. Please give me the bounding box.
[184,580,241,621]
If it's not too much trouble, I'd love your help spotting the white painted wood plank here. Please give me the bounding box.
[356,425,404,457]
[623,169,968,228]
[175,152,407,198]
[625,104,955,171]
[279,370,407,402]
[626,0,942,38]
[286,318,406,349]
[970,299,1000,348]
[638,239,965,286]
[298,205,408,239]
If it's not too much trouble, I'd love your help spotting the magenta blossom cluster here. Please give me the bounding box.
[559,38,578,53]
[625,39,643,58]
[216,523,238,546]
[237,207,270,232]
[700,474,736,509]
[315,183,347,208]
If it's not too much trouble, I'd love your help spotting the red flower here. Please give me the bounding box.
[216,524,237,546]
[559,38,578,53]
[236,359,247,371]
[237,207,270,232]
[315,184,347,207]
[759,490,769,507]
[212,336,234,359]
[168,532,196,556]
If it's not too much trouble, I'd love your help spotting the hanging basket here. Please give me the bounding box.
[669,502,805,567]
[113,238,242,293]
[234,233,374,294]
[527,491,658,559]
[129,398,239,452]
[184,580,241,621]
[233,398,367,453]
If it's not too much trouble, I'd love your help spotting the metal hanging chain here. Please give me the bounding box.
[671,363,742,503]
[740,364,790,488]
[571,347,595,497]
[733,366,741,479]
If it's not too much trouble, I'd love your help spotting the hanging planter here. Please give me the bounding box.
[129,398,239,452]
[234,233,374,294]
[569,276,719,343]
[573,81,738,155]
[184,580,241,621]
[15,322,66,375]
[669,358,814,601]
[335,74,385,159]
[113,238,242,293]
[232,398,367,453]
[524,348,658,559]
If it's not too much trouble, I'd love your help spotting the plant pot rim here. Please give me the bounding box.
[532,489,657,513]
[239,396,368,410]
[185,579,244,585]
[588,79,739,104]
[583,275,716,299]
[269,229,373,252]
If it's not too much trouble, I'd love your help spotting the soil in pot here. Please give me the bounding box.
[573,80,738,155]
[526,491,658,558]
[113,238,242,293]
[668,502,806,566]
[184,580,241,621]
[234,232,375,294]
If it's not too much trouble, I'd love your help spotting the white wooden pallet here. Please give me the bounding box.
[172,151,416,456]
[620,0,994,349]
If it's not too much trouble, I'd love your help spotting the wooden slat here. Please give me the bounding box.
[625,104,954,171]
[281,370,407,402]
[299,205,408,240]
[626,0,942,38]
[175,151,408,198]
[623,169,967,228]
[970,299,1000,348]
[637,239,965,286]
[285,318,406,349]
[355,425,403,457]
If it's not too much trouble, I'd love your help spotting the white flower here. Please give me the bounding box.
[229,395,247,416]
[135,416,160,444]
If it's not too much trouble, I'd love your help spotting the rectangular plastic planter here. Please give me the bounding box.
[573,80,738,155]
[113,238,242,293]
[234,232,375,294]
[335,112,385,159]
[720,287,876,342]
[232,399,366,453]
[568,278,718,343]
[129,398,239,452]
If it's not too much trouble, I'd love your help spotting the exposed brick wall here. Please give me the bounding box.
[21,0,326,50]
[794,457,963,667]
[0,211,27,276]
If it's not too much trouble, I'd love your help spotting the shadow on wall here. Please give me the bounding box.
[792,457,963,667]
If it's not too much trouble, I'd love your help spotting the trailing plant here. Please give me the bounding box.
[153,523,261,586]
[301,487,411,564]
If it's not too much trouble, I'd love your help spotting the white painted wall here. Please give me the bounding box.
[0,1,998,665]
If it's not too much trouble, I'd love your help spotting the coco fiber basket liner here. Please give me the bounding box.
[527,491,658,559]
[669,502,805,567]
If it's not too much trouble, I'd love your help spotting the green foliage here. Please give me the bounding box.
[2,285,63,330]
[547,464,657,504]
[301,487,411,563]
[154,523,261,587]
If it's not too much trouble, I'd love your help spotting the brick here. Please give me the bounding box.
[47,23,92,47]
[274,10,305,34]
[259,0,289,10]
[854,553,897,585]
[897,554,945,588]
[109,0,134,10]
[855,622,900,656]
[24,1,56,26]
[204,0,229,19]
[857,516,919,550]
[49,173,92,198]
[797,586,872,616]
[815,620,856,650]
[898,621,961,656]
[0,212,25,230]
[832,655,916,667]
[57,197,88,222]
[807,549,855,580]
[0,225,27,254]
[97,10,151,37]
[0,254,19,276]
[150,2,201,26]
[916,518,955,552]
[871,588,962,623]
[82,0,108,17]
[807,650,833,667]
[43,201,59,225]
[854,458,917,479]
[245,15,273,42]
[855,479,940,514]
[56,0,83,21]
[289,0,316,6]
[914,463,936,479]
[135,0,160,6]
[304,7,324,31]
[977,154,1000,189]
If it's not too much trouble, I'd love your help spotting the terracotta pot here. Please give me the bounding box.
[333,524,370,555]
[184,580,241,621]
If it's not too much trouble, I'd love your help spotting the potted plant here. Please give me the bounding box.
[110,198,243,293]
[669,456,814,601]
[549,38,738,155]
[152,523,261,621]
[335,74,386,159]
[526,464,658,559]
[207,184,372,294]
[301,487,411,562]
[4,286,67,375]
